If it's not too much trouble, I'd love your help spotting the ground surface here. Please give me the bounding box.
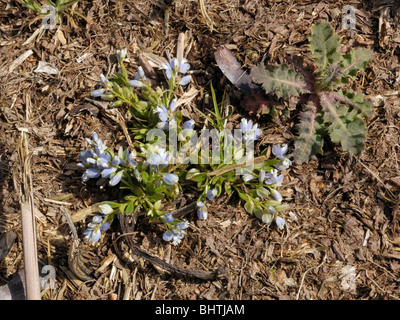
[1,0,400,300]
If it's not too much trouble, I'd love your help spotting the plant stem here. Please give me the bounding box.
[207,151,271,177]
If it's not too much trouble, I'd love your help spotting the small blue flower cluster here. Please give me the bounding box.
[83,203,113,242]
[272,144,292,171]
[90,74,114,100]
[91,48,148,99]
[129,66,147,88]
[78,132,137,187]
[154,99,177,130]
[195,187,218,221]
[162,213,190,245]
[242,144,292,230]
[160,57,191,86]
[240,119,262,145]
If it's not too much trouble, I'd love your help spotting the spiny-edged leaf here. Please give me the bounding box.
[341,48,373,81]
[293,101,324,164]
[320,94,367,155]
[333,89,373,119]
[250,64,308,98]
[319,63,342,89]
[309,21,341,72]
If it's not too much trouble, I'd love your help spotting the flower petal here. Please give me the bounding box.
[109,171,123,186]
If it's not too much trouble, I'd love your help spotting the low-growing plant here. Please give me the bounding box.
[79,48,292,245]
[250,21,373,164]
[19,0,82,21]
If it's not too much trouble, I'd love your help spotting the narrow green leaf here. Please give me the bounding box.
[190,173,207,183]
[244,201,254,214]
[238,191,250,202]
[125,201,134,215]
[186,168,201,180]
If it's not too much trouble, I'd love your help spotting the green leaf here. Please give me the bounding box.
[190,172,207,183]
[251,64,308,98]
[244,201,254,214]
[112,82,123,95]
[309,21,341,72]
[256,187,270,198]
[341,48,373,80]
[261,213,273,225]
[253,204,264,220]
[102,201,121,209]
[335,90,373,119]
[154,200,162,210]
[186,168,201,180]
[125,201,134,215]
[238,191,250,202]
[320,93,368,155]
[275,204,290,212]
[224,183,232,194]
[148,193,164,202]
[141,171,149,182]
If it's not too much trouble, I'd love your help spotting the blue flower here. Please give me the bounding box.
[147,147,170,166]
[162,223,188,245]
[207,188,218,201]
[272,144,288,157]
[99,203,113,215]
[160,57,190,79]
[275,156,292,171]
[163,173,179,185]
[84,215,111,242]
[129,79,143,88]
[154,104,169,122]
[125,149,137,168]
[267,206,277,214]
[176,221,190,230]
[197,201,208,220]
[85,168,101,179]
[91,89,105,97]
[276,217,286,230]
[101,167,116,178]
[109,171,123,186]
[240,119,262,145]
[272,144,292,170]
[259,169,266,183]
[116,48,127,63]
[179,75,191,86]
[270,189,282,202]
[243,173,254,182]
[163,231,173,242]
[99,74,112,89]
[264,169,284,186]
[84,228,101,242]
[129,66,147,88]
[154,99,176,122]
[162,213,174,223]
[184,119,195,130]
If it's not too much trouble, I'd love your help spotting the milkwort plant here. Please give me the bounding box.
[19,0,82,21]
[79,48,292,245]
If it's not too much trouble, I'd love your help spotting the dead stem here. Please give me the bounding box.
[18,131,41,300]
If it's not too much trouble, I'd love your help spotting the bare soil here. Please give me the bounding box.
[1,0,400,300]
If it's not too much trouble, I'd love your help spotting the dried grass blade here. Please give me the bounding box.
[18,131,41,300]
